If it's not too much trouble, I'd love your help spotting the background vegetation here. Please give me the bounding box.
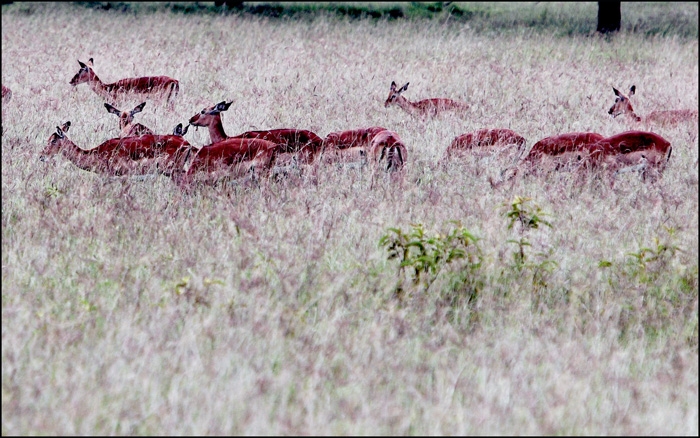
[2,2,698,435]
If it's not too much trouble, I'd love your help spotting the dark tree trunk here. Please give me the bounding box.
[597,2,621,33]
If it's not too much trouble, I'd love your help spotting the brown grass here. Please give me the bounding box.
[2,3,698,435]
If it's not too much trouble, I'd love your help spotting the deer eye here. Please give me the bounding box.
[201,110,206,114]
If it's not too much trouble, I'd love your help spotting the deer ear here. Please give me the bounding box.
[629,85,636,96]
[104,103,120,115]
[63,121,71,132]
[78,60,87,69]
[217,101,232,112]
[390,81,397,91]
[401,82,409,92]
[131,102,147,115]
[88,58,94,66]
[612,87,621,96]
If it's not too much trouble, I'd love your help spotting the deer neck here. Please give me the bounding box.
[396,95,419,115]
[207,115,229,143]
[627,111,642,122]
[59,139,104,172]
[85,71,111,98]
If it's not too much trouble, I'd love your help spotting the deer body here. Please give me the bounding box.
[323,127,388,150]
[185,101,284,183]
[596,130,672,180]
[385,81,468,117]
[182,138,279,183]
[446,128,526,160]
[70,59,179,105]
[608,85,698,125]
[319,127,388,168]
[231,129,324,164]
[368,130,407,172]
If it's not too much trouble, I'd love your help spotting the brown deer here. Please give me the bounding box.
[188,100,323,166]
[70,58,179,107]
[490,131,671,188]
[368,130,407,172]
[608,85,698,125]
[445,128,527,160]
[104,102,154,137]
[320,127,388,168]
[42,122,195,177]
[384,81,468,117]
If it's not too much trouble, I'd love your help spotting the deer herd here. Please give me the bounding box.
[1,58,697,189]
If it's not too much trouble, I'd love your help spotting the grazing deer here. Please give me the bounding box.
[384,81,468,117]
[490,131,671,188]
[596,130,672,181]
[368,130,407,172]
[69,58,179,107]
[445,128,527,160]
[320,127,388,168]
[608,85,698,125]
[104,102,154,137]
[42,122,195,177]
[489,132,607,188]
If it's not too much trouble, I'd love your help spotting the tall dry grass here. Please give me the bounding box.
[2,3,698,435]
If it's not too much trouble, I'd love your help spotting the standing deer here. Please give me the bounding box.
[189,100,323,166]
[182,102,283,184]
[42,121,195,177]
[384,81,468,117]
[69,58,179,107]
[608,85,698,125]
[104,102,154,137]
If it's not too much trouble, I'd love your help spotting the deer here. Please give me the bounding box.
[384,81,468,117]
[608,85,698,125]
[177,137,279,186]
[42,121,196,177]
[188,100,323,166]
[489,131,672,188]
[489,132,607,188]
[104,102,154,137]
[190,100,323,163]
[320,127,388,168]
[595,130,672,182]
[368,130,408,172]
[445,128,527,161]
[69,58,179,107]
[181,102,284,185]
[230,129,324,165]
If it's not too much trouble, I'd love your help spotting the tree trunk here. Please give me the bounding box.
[597,2,621,33]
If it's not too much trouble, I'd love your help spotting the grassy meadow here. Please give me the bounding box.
[2,2,698,435]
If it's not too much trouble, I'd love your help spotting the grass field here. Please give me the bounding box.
[2,2,698,435]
